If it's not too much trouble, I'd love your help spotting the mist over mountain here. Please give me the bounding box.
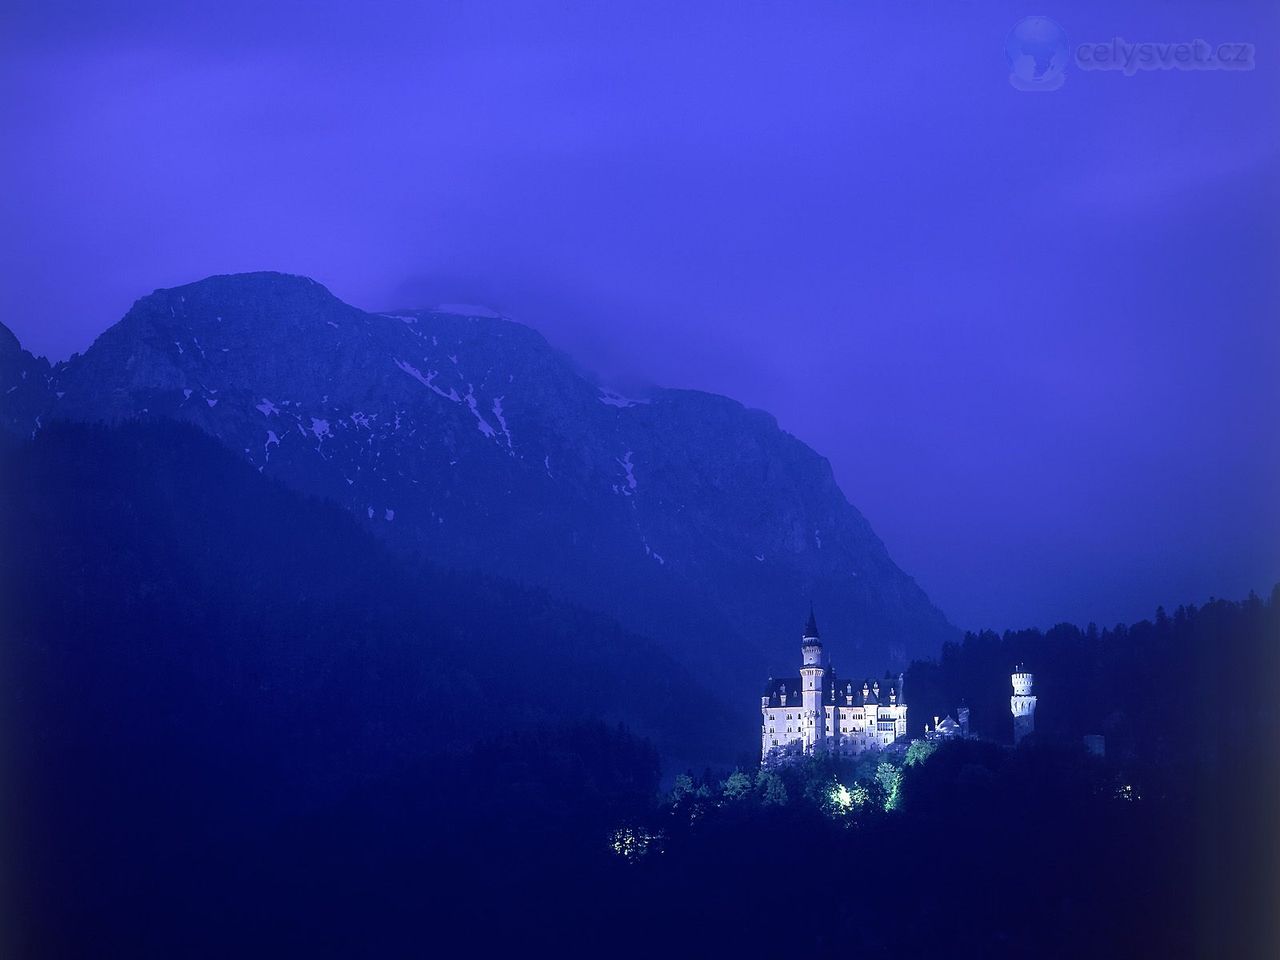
[4,272,955,690]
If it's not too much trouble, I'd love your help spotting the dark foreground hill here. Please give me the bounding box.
[0,420,741,948]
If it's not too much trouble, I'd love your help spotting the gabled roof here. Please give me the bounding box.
[831,677,899,706]
[762,678,804,705]
[761,673,903,708]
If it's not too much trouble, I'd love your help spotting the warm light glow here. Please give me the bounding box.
[827,781,869,817]
[830,783,853,813]
[611,829,665,865]
[610,826,660,861]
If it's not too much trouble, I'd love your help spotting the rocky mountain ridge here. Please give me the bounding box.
[3,272,955,686]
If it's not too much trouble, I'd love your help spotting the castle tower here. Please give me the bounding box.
[799,607,826,752]
[1011,666,1036,746]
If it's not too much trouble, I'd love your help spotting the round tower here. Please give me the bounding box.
[1010,665,1037,746]
[799,607,826,752]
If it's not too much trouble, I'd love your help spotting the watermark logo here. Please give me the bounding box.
[1007,17,1256,91]
[1006,17,1070,92]
[1076,38,1255,75]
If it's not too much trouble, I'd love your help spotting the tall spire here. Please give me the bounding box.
[804,604,820,640]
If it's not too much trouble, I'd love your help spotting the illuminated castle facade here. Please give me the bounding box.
[1011,666,1037,745]
[760,611,907,763]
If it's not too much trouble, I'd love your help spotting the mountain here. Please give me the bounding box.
[6,272,955,689]
[0,320,52,437]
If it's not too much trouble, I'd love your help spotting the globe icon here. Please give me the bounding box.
[1005,17,1069,91]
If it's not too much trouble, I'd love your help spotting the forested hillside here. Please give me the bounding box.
[905,594,1280,766]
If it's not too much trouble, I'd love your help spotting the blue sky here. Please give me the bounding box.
[2,0,1277,630]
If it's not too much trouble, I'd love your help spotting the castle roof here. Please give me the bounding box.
[803,605,821,642]
[763,679,804,705]
[761,673,902,707]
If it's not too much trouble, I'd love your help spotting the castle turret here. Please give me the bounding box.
[1011,666,1036,746]
[799,607,826,751]
[801,607,823,666]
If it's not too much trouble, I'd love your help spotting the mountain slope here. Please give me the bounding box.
[0,320,52,437]
[14,272,956,685]
[0,420,736,783]
[1,420,741,952]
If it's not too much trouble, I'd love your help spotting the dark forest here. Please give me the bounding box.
[3,422,1276,956]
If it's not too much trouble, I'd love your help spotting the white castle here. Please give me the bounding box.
[1011,665,1037,745]
[760,610,908,762]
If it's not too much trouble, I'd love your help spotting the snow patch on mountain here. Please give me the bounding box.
[615,450,638,495]
[394,359,461,402]
[599,389,648,408]
[492,397,514,450]
[464,387,496,438]
[434,304,503,319]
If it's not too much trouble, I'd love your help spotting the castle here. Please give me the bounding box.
[760,610,908,762]
[1011,666,1037,745]
[928,668,1038,744]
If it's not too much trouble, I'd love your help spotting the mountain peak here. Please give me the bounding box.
[0,319,51,436]
[139,271,345,316]
[0,319,24,359]
[163,270,334,294]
